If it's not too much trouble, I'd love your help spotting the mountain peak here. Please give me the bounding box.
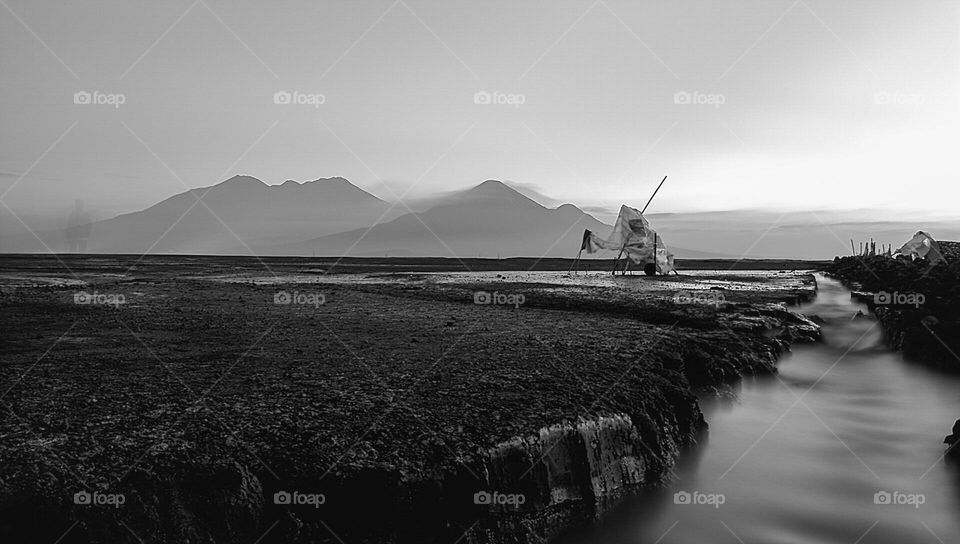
[280,176,350,186]
[555,203,583,214]
[306,176,351,185]
[475,179,508,188]
[468,179,523,196]
[202,175,387,206]
[448,179,547,211]
[222,175,265,187]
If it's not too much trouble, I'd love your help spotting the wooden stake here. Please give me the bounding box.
[568,249,582,275]
[654,232,659,275]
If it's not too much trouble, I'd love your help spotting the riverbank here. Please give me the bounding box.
[0,256,819,543]
[557,274,960,544]
[825,255,960,371]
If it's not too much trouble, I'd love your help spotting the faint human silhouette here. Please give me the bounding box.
[66,199,92,253]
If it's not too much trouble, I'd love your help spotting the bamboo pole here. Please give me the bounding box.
[641,176,668,215]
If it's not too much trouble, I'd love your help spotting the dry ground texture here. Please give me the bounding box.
[0,255,819,543]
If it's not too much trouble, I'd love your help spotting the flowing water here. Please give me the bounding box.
[560,274,960,544]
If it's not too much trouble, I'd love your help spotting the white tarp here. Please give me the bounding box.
[895,231,945,264]
[580,204,675,273]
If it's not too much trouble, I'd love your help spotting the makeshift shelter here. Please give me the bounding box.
[895,231,946,265]
[579,204,675,274]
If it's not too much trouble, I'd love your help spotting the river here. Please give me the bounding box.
[559,274,960,544]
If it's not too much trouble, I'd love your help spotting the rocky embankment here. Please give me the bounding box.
[946,419,960,461]
[826,255,960,370]
[0,261,820,543]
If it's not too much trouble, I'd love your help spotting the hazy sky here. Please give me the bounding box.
[1,0,957,224]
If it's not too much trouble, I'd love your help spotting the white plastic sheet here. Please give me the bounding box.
[895,231,945,264]
[581,205,675,273]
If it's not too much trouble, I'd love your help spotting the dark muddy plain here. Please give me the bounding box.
[1,255,837,543]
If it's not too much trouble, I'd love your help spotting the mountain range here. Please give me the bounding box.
[4,175,957,259]
[267,180,615,258]
[0,177,646,259]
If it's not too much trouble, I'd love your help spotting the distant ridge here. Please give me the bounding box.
[2,175,748,258]
[0,175,400,254]
[273,180,617,258]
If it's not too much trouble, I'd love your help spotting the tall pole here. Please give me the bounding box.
[641,176,668,215]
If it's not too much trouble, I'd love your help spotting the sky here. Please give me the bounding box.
[1,0,958,229]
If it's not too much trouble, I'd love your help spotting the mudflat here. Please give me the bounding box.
[0,255,820,543]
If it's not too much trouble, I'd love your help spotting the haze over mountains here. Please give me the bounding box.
[2,175,958,260]
[1,176,403,254]
[0,176,638,258]
[271,180,613,258]
[642,210,960,261]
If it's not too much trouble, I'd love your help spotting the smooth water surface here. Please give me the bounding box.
[561,274,960,544]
